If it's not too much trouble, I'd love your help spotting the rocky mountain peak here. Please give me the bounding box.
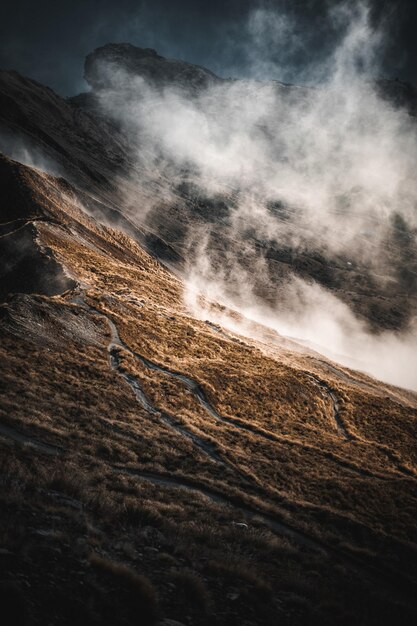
[84,42,222,93]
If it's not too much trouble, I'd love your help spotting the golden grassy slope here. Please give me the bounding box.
[1,156,417,625]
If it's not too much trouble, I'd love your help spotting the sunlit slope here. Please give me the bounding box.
[1,155,417,625]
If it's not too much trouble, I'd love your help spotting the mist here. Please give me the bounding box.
[8,1,417,390]
[0,128,63,177]
[185,261,417,391]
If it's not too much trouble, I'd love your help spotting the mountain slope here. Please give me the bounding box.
[1,43,417,626]
[72,44,417,334]
[1,153,417,625]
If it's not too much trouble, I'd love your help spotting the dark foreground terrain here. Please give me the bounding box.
[0,45,417,626]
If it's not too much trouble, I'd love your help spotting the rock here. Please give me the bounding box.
[114,540,136,558]
[0,548,15,568]
[32,529,54,537]
[74,537,89,557]
[84,43,221,95]
[0,159,77,303]
[140,526,167,546]
[231,521,249,529]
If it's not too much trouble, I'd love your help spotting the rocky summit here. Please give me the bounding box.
[84,43,221,92]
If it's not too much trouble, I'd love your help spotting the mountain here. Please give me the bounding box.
[84,43,221,92]
[2,47,417,332]
[72,44,417,333]
[1,45,417,626]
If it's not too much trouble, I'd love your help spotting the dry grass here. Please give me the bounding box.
[1,157,417,625]
[89,554,159,626]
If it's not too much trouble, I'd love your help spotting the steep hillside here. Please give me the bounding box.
[1,154,417,625]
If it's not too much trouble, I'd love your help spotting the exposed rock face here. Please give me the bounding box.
[0,154,75,300]
[0,221,75,300]
[84,43,222,93]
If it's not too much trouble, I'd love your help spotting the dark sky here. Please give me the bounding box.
[0,0,416,95]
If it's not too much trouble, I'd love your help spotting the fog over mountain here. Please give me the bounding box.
[61,3,417,390]
[1,3,417,625]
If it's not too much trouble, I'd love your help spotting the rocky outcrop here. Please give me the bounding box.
[0,154,75,300]
[83,43,222,94]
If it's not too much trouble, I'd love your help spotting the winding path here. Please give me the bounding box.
[305,373,351,439]
[112,465,417,603]
[305,370,417,480]
[316,359,417,410]
[2,289,415,603]
[114,466,320,550]
[80,298,249,480]
[109,344,225,467]
[80,295,405,483]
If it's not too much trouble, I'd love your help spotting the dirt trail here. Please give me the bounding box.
[305,373,351,439]
[109,344,225,467]
[114,332,399,481]
[1,393,414,599]
[75,296,238,474]
[2,289,415,603]
[306,370,417,480]
[317,359,417,409]
[78,295,403,483]
[115,466,320,550]
[114,465,417,603]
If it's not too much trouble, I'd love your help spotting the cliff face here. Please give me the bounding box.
[0,70,129,190]
[0,154,76,300]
